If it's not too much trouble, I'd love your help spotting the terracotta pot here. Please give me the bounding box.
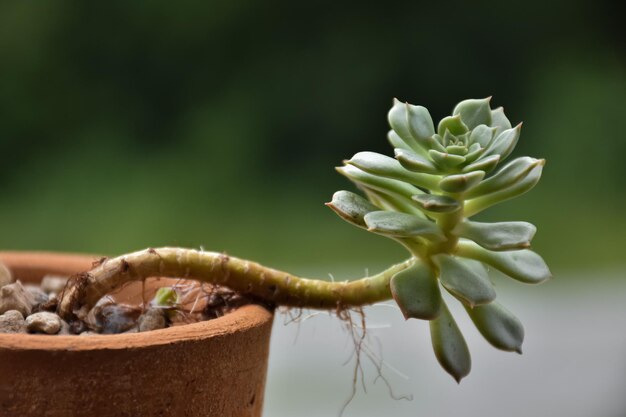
[0,252,274,417]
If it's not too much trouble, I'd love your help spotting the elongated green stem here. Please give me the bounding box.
[57,247,413,319]
[429,199,464,256]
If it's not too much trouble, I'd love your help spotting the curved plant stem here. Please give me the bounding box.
[58,247,413,319]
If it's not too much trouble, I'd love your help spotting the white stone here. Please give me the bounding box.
[26,311,62,334]
[0,281,35,316]
[138,308,167,332]
[0,310,26,333]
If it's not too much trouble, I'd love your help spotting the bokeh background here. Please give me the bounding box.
[0,1,624,416]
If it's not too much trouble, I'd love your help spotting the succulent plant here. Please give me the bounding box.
[59,97,550,383]
[329,97,550,381]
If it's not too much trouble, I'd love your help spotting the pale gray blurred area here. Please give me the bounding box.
[264,267,626,417]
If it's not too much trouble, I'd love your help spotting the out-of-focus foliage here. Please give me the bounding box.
[0,1,623,272]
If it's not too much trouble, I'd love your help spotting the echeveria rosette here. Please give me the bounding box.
[389,97,518,179]
[328,98,551,382]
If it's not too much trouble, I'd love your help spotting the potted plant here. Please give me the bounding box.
[0,97,550,416]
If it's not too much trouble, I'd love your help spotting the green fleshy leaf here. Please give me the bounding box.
[465,157,543,200]
[463,142,484,164]
[326,190,379,228]
[456,240,552,284]
[481,124,521,162]
[153,287,179,307]
[464,162,544,216]
[490,107,512,136]
[427,135,447,152]
[462,154,500,174]
[452,98,492,130]
[446,145,467,156]
[439,171,485,193]
[430,301,471,383]
[412,194,460,213]
[336,165,423,200]
[407,104,436,145]
[428,150,466,170]
[454,220,536,251]
[467,142,481,152]
[442,130,456,147]
[468,124,495,148]
[395,149,440,174]
[390,261,441,320]
[348,151,440,191]
[456,132,470,146]
[465,302,524,353]
[388,98,414,144]
[364,211,445,240]
[387,130,414,153]
[437,115,468,136]
[359,187,386,209]
[359,186,426,217]
[388,99,428,154]
[433,255,496,307]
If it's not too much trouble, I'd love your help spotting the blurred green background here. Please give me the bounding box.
[0,0,624,274]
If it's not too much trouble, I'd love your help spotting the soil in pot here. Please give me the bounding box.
[0,264,255,336]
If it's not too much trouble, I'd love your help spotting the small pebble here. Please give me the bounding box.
[69,320,88,335]
[0,310,26,333]
[25,285,49,309]
[40,275,68,294]
[58,320,71,335]
[0,281,35,316]
[138,308,167,332]
[25,312,62,334]
[79,331,99,336]
[0,263,13,287]
[94,302,141,334]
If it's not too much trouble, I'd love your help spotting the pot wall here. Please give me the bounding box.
[0,252,273,417]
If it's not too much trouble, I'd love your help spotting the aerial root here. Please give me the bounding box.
[338,307,413,416]
[279,304,412,417]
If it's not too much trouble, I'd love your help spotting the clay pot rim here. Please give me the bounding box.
[0,251,273,351]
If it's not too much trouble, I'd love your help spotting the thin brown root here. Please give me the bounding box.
[337,306,366,417]
[362,340,413,402]
[279,307,305,345]
[276,304,412,416]
[280,306,305,325]
[336,306,412,417]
